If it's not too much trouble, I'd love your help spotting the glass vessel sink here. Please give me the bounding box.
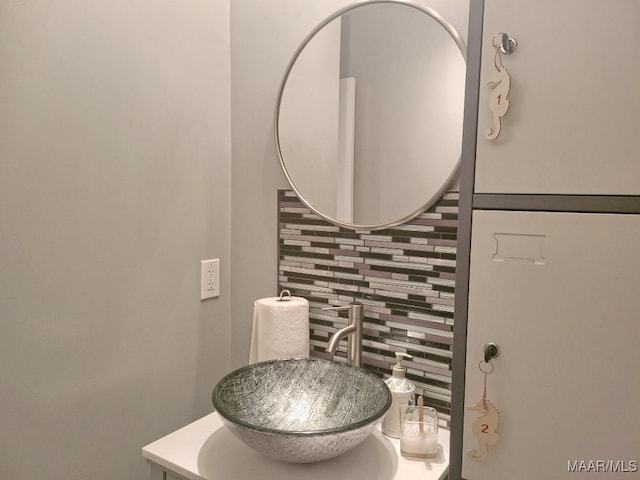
[211,357,391,463]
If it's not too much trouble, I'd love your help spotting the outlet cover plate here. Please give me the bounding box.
[201,259,220,300]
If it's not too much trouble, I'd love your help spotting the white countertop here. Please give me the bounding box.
[142,411,449,480]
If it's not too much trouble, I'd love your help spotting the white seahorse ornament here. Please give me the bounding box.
[485,66,511,140]
[467,397,500,461]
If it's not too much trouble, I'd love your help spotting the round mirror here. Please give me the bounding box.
[275,1,466,230]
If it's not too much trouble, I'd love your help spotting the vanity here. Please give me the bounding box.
[142,412,450,480]
[140,2,456,479]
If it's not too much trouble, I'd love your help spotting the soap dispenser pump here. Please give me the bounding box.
[382,352,415,438]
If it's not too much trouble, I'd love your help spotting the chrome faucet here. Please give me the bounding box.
[323,302,364,367]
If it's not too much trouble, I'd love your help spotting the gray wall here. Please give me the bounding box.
[0,0,468,477]
[0,1,231,479]
[230,0,345,369]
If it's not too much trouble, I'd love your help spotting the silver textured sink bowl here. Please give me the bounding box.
[211,358,391,463]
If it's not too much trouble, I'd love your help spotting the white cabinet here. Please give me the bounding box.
[149,461,188,480]
[142,412,451,480]
[462,210,640,479]
[474,0,640,195]
[453,1,640,478]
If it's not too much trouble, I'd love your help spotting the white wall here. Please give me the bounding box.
[229,0,467,367]
[0,1,231,479]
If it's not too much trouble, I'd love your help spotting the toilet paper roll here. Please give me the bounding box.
[249,296,309,364]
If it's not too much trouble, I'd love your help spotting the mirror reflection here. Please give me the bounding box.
[276,2,466,229]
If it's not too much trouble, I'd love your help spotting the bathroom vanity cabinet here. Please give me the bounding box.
[142,412,451,480]
[453,0,640,478]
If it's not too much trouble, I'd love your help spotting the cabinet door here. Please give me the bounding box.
[474,0,640,194]
[463,211,640,479]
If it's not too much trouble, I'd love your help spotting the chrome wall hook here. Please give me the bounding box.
[493,33,517,55]
[483,342,501,363]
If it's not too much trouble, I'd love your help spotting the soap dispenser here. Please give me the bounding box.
[382,352,415,438]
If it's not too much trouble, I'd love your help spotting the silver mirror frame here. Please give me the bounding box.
[274,0,467,232]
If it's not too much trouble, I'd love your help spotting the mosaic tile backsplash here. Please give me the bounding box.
[277,190,458,424]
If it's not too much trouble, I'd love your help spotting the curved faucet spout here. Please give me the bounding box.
[326,324,356,354]
[322,302,364,367]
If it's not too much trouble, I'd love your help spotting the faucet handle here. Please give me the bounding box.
[322,301,362,311]
[322,305,352,311]
[322,302,363,323]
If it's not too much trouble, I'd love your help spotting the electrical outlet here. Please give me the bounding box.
[201,259,220,300]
